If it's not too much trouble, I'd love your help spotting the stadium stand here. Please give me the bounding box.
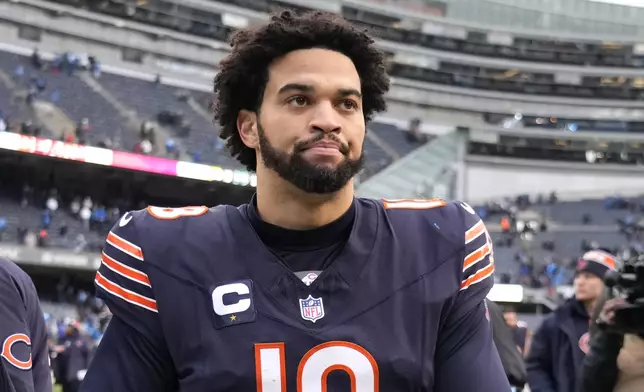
[36,0,644,103]
[478,194,643,290]
[0,48,424,179]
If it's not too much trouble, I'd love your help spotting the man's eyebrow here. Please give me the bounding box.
[337,88,362,99]
[277,83,314,95]
[276,84,362,99]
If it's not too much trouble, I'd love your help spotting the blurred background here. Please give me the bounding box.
[1,0,644,390]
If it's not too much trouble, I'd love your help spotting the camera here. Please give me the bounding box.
[602,250,644,335]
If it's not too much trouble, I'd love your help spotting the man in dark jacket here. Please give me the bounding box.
[526,250,616,392]
[504,305,532,356]
[576,292,624,392]
[57,322,91,392]
[487,299,527,389]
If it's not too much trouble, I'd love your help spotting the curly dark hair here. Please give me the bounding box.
[213,10,390,171]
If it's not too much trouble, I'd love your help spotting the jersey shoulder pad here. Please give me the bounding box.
[382,199,494,291]
[97,209,156,319]
[381,199,464,271]
[97,206,215,314]
[136,205,225,255]
[0,257,34,304]
[104,206,212,243]
[136,205,213,256]
[134,205,232,282]
[382,198,473,246]
[0,257,29,286]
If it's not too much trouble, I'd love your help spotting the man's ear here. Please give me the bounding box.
[237,110,258,149]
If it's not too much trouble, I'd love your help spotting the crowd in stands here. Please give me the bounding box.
[476,193,644,295]
[0,181,129,252]
[0,48,430,179]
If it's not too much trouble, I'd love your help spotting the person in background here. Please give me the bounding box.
[57,322,91,392]
[504,305,532,356]
[0,257,52,392]
[526,249,616,392]
[487,299,527,390]
[577,293,644,392]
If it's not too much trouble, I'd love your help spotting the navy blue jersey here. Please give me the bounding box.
[81,199,508,391]
[0,258,52,392]
[0,356,18,392]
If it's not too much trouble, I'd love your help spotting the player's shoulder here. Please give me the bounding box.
[107,205,234,274]
[0,257,36,307]
[116,205,226,226]
[378,198,481,244]
[0,257,31,288]
[112,205,230,238]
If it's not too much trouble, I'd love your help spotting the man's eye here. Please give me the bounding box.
[339,100,358,111]
[287,96,308,107]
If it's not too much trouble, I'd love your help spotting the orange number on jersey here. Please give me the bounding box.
[147,206,208,220]
[382,198,446,210]
[255,341,379,392]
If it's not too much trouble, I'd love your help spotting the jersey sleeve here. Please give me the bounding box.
[0,258,52,392]
[0,357,18,392]
[433,202,509,391]
[459,202,495,307]
[80,211,177,392]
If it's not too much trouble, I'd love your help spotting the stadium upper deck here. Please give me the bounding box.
[3,0,644,189]
[0,48,429,178]
[3,0,639,124]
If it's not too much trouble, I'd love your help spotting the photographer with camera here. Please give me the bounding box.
[577,253,644,392]
[527,250,616,392]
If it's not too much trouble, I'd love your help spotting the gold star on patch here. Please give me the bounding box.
[230,315,237,322]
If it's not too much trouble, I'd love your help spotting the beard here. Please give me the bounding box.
[257,121,364,194]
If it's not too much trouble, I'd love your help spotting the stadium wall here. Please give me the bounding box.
[464,155,644,202]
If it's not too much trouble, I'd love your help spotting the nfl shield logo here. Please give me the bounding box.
[299,295,325,323]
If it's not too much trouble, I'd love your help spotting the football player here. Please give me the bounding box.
[80,10,509,391]
[0,258,52,392]
[0,357,18,392]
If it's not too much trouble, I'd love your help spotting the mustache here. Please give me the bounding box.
[294,133,350,155]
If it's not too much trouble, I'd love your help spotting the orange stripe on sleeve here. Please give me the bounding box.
[106,232,144,260]
[465,220,486,244]
[95,272,157,312]
[100,252,150,287]
[463,242,492,271]
[460,262,495,291]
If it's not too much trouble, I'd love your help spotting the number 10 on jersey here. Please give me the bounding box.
[255,341,379,392]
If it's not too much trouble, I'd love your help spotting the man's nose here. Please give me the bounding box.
[309,102,341,134]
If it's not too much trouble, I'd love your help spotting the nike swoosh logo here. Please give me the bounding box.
[460,202,476,215]
[119,212,132,227]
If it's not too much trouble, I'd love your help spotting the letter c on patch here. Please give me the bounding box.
[212,282,251,316]
[1,333,32,370]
